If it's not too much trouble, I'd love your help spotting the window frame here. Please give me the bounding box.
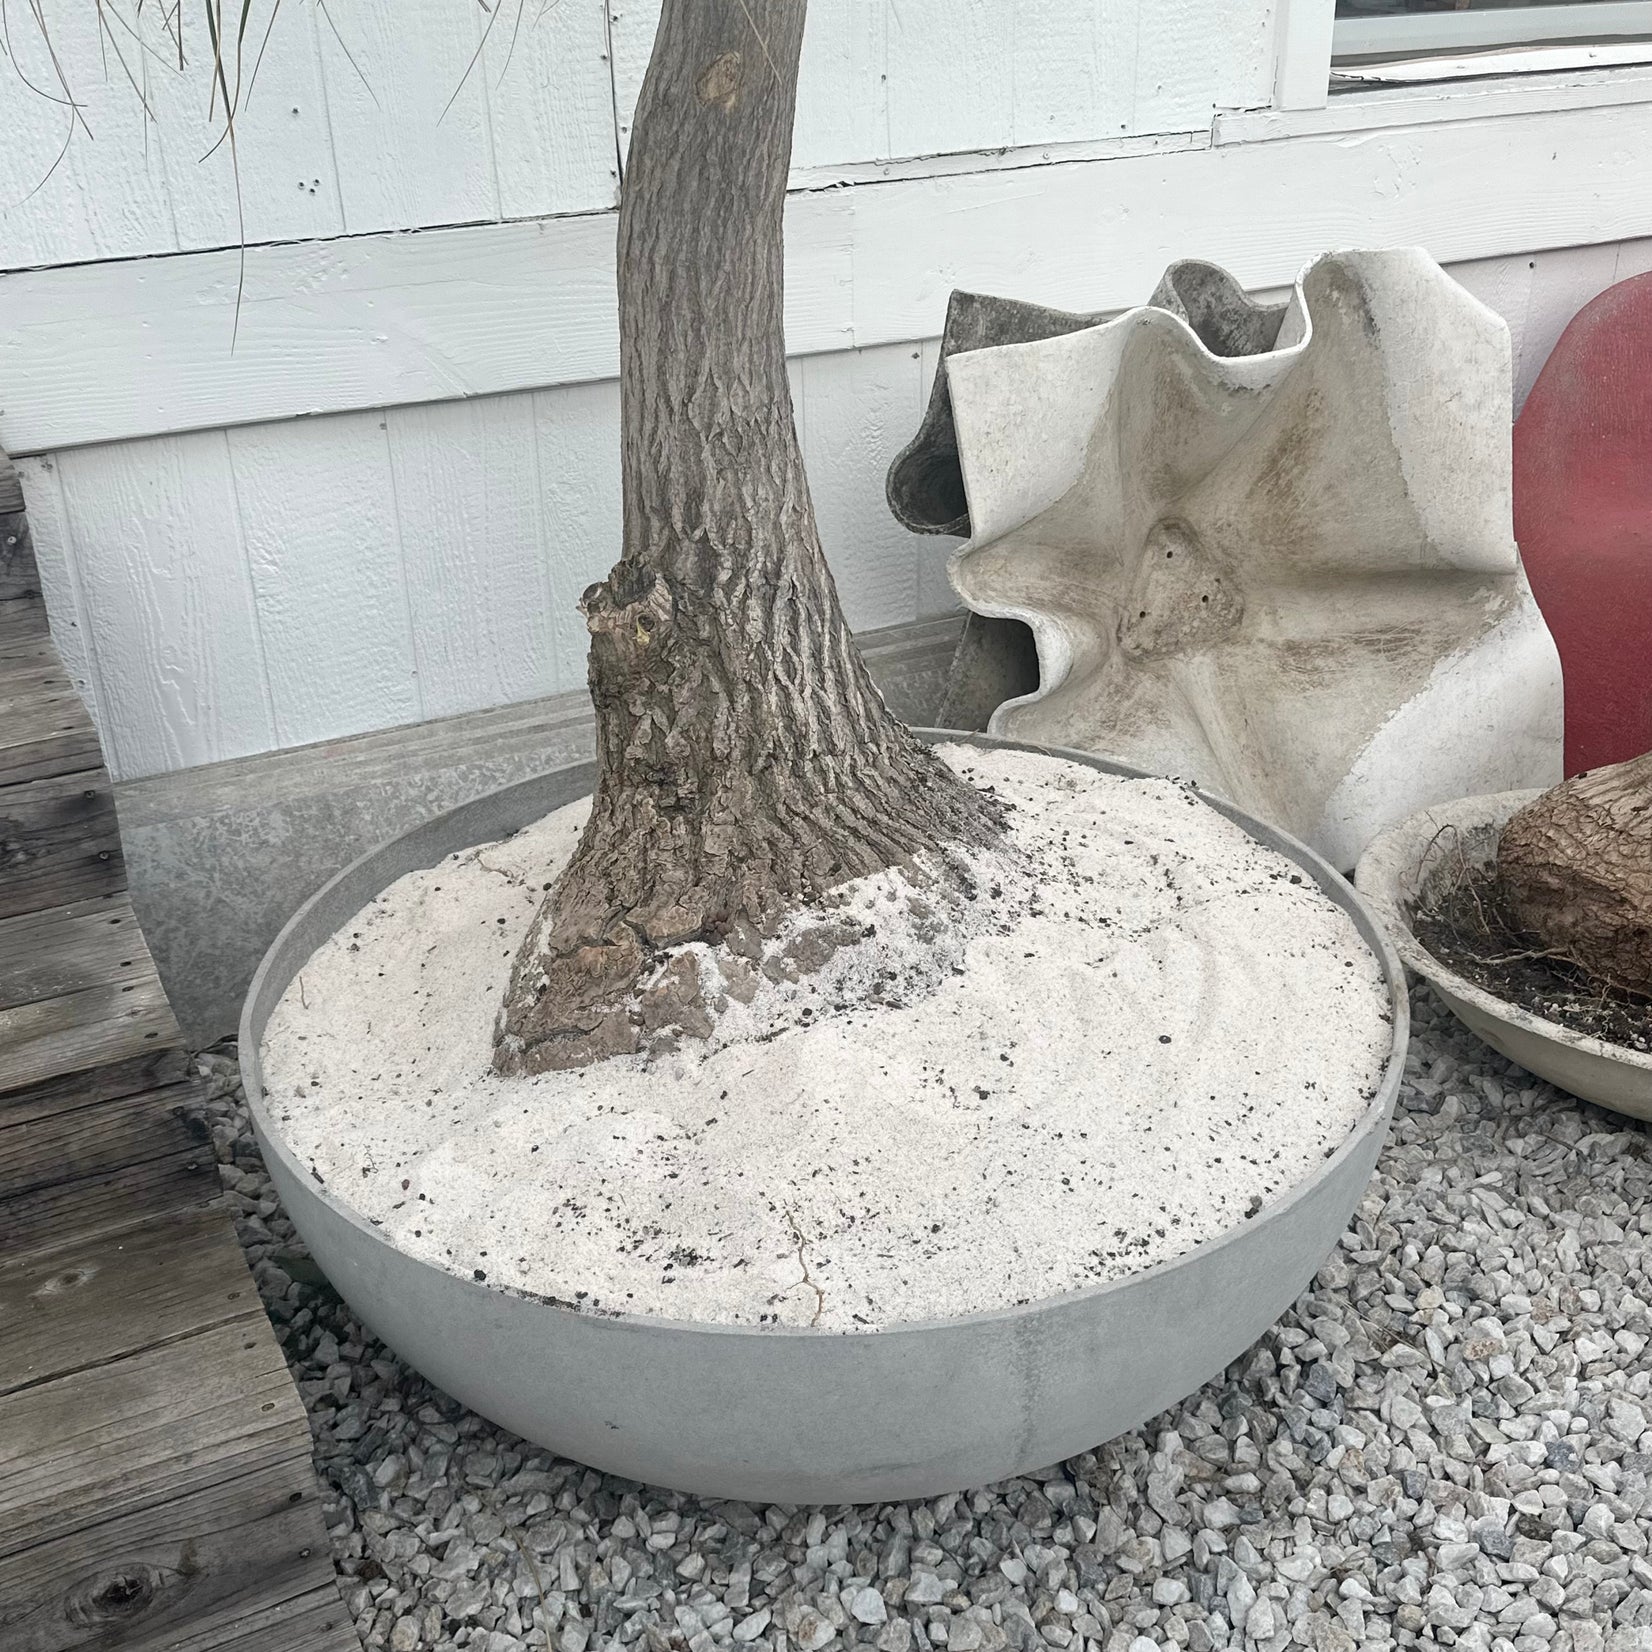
[1276,0,1652,111]
[1333,2,1652,63]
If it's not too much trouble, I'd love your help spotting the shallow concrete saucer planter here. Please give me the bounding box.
[1356,792,1652,1122]
[242,733,1408,1504]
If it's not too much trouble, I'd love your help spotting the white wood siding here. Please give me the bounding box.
[0,0,620,270]
[8,4,1652,785]
[9,87,1652,457]
[1,0,1273,273]
[23,339,957,779]
[23,236,1649,783]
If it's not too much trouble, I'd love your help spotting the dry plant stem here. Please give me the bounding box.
[1497,751,1652,999]
[494,0,999,1076]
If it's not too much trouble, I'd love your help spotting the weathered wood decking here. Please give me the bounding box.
[0,456,358,1651]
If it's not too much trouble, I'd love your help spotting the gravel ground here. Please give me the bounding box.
[194,987,1652,1652]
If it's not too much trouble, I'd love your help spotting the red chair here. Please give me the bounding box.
[1514,271,1652,774]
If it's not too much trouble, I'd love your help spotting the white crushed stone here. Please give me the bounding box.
[201,991,1652,1652]
[260,745,1392,1331]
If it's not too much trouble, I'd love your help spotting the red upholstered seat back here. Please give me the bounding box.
[1514,271,1652,774]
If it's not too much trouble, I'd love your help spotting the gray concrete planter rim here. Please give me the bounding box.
[1355,791,1652,1105]
[243,731,1408,1339]
[241,732,1408,1500]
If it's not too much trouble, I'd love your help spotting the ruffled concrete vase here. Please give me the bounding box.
[890,250,1564,871]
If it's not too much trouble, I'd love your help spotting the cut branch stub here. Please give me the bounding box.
[1497,751,1652,999]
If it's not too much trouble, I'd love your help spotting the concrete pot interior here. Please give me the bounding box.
[241,732,1409,1504]
[1355,791,1652,1121]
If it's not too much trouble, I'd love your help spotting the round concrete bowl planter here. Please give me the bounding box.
[242,732,1408,1504]
[1356,791,1652,1122]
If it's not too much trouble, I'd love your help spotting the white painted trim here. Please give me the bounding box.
[8,93,1652,456]
[1216,59,1652,140]
[1274,0,1336,111]
[786,130,1208,191]
[1332,39,1652,84]
[1334,2,1652,59]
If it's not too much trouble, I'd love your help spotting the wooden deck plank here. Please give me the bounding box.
[0,1080,206,1204]
[0,1205,258,1398]
[0,1144,220,1263]
[0,769,124,923]
[1,459,39,604]
[0,594,50,650]
[0,1316,312,1559]
[0,449,357,1652]
[0,1456,349,1652]
[0,894,155,1010]
[0,633,57,668]
[0,652,100,785]
[0,974,181,1094]
[0,1046,191,1125]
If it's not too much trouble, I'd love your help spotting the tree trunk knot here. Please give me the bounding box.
[696,51,743,111]
[583,565,676,680]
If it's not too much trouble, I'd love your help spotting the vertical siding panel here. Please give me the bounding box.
[1134,0,1274,134]
[46,433,276,779]
[801,344,924,634]
[1614,237,1652,281]
[316,0,499,234]
[1443,251,1537,394]
[1011,4,1107,149]
[12,456,110,742]
[1097,0,1143,139]
[487,0,622,217]
[1514,240,1624,409]
[230,412,422,748]
[885,0,1014,160]
[387,395,556,720]
[792,0,890,172]
[0,2,177,270]
[146,0,346,250]
[606,0,654,171]
[529,380,624,696]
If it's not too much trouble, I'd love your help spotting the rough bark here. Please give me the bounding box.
[493,0,1001,1076]
[1497,751,1652,999]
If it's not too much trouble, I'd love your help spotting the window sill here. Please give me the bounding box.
[1332,39,1652,86]
[1217,58,1652,143]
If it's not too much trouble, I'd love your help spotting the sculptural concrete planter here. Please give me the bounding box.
[242,734,1408,1503]
[890,250,1563,872]
[1357,793,1652,1121]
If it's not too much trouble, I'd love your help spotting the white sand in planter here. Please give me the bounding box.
[262,746,1392,1332]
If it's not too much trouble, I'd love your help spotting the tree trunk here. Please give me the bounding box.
[1497,751,1652,999]
[494,0,1001,1076]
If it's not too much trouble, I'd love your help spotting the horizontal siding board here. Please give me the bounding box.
[15,227,1643,782]
[8,97,1652,455]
